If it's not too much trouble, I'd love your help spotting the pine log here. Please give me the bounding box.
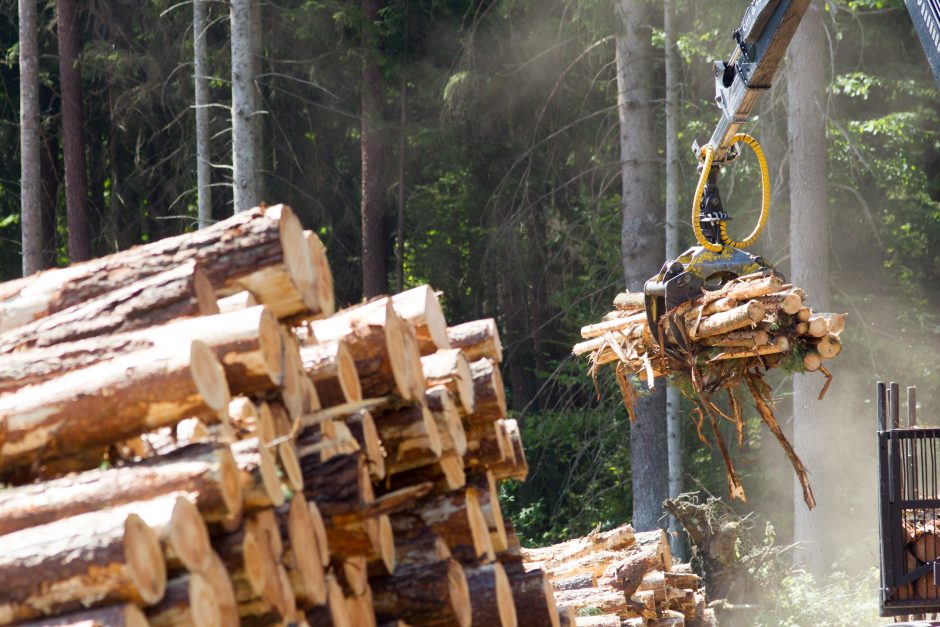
[825,312,847,335]
[806,316,828,338]
[422,349,475,415]
[758,290,803,315]
[606,530,672,598]
[391,487,493,563]
[504,568,559,627]
[394,528,452,569]
[325,514,396,574]
[344,588,377,627]
[279,496,327,607]
[815,333,842,359]
[202,551,240,627]
[465,562,517,627]
[468,471,509,552]
[392,285,451,354]
[18,604,149,627]
[687,301,764,339]
[700,329,769,348]
[0,441,242,535]
[232,437,286,509]
[307,299,418,400]
[377,402,443,474]
[426,385,468,457]
[581,312,646,340]
[552,586,639,619]
[0,338,231,476]
[213,525,269,609]
[797,307,811,322]
[724,274,783,300]
[613,292,645,311]
[466,420,509,468]
[447,319,503,363]
[521,523,635,570]
[337,555,370,597]
[244,512,293,618]
[0,261,217,360]
[491,418,528,481]
[218,290,258,312]
[299,449,373,516]
[387,452,467,493]
[709,335,790,361]
[279,331,317,421]
[371,558,472,627]
[0,508,165,624]
[147,574,221,627]
[0,205,317,332]
[304,577,353,627]
[803,350,822,372]
[300,340,363,407]
[304,230,336,317]
[553,573,597,591]
[468,357,507,423]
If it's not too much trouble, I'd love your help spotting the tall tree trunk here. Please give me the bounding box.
[788,0,830,574]
[40,113,59,266]
[194,0,212,228]
[56,0,91,262]
[395,82,406,294]
[361,0,388,298]
[251,0,264,203]
[230,0,259,213]
[19,0,43,275]
[663,0,685,560]
[616,0,667,532]
[761,77,790,272]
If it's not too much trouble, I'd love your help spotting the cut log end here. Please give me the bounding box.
[337,342,363,403]
[194,269,220,315]
[259,307,285,386]
[189,572,222,627]
[378,514,397,575]
[279,205,320,314]
[218,447,244,521]
[305,230,336,317]
[494,563,518,627]
[289,496,327,606]
[448,559,473,627]
[169,495,212,574]
[190,340,231,413]
[124,513,167,606]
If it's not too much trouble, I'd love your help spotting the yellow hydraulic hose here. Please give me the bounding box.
[691,133,771,251]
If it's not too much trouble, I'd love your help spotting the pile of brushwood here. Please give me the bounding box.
[573,271,846,508]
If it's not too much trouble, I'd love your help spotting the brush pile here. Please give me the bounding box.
[574,271,847,508]
[0,205,556,627]
[520,524,716,626]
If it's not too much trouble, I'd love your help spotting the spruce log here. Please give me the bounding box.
[807,316,828,338]
[300,340,362,407]
[392,285,451,354]
[613,292,645,311]
[581,313,646,340]
[701,329,769,348]
[377,403,443,474]
[758,290,803,315]
[504,569,559,627]
[815,333,842,359]
[394,528,452,569]
[0,261,217,358]
[0,339,231,476]
[0,508,165,624]
[551,586,638,619]
[803,351,822,372]
[299,449,373,516]
[213,525,269,609]
[388,452,467,493]
[521,523,635,570]
[426,385,468,457]
[147,574,221,627]
[724,274,783,300]
[465,562,517,627]
[325,515,396,574]
[797,307,811,322]
[391,487,493,563]
[18,604,149,627]
[0,441,241,535]
[371,559,471,627]
[468,358,507,424]
[304,230,336,317]
[491,418,528,481]
[202,552,240,627]
[553,573,597,591]
[466,420,509,468]
[422,349,475,415]
[308,299,417,400]
[0,204,317,331]
[447,319,503,363]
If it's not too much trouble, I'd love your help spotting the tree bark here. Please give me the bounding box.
[0,441,241,535]
[465,562,517,627]
[360,0,388,298]
[18,604,149,627]
[56,0,91,262]
[392,285,450,354]
[391,487,493,564]
[616,0,667,533]
[370,558,471,627]
[376,402,442,474]
[395,82,407,293]
[468,358,507,424]
[231,0,259,213]
[19,0,43,275]
[194,0,212,228]
[788,0,831,574]
[0,205,318,330]
[447,319,503,363]
[503,568,559,627]
[422,349,475,415]
[300,340,363,407]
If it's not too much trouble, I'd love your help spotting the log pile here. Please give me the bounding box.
[0,205,554,626]
[574,272,847,508]
[521,524,717,627]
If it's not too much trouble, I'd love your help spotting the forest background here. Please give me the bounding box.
[2,0,940,622]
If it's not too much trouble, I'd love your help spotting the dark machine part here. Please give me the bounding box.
[904,0,940,89]
[877,381,940,616]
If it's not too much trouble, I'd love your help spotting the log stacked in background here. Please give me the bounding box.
[0,205,548,626]
[520,524,717,626]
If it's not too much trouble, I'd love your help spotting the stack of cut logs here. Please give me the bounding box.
[521,525,717,627]
[898,519,940,601]
[0,205,557,626]
[573,272,845,382]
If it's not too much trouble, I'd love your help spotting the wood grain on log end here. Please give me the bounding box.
[124,513,168,606]
[304,230,336,317]
[448,318,503,363]
[193,268,220,315]
[392,285,451,354]
[167,495,213,574]
[288,496,327,606]
[189,340,231,414]
[203,551,239,627]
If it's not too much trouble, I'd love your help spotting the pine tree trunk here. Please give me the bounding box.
[231,0,259,213]
[788,0,831,574]
[19,0,43,275]
[360,0,388,298]
[56,0,91,261]
[194,0,212,228]
[615,0,667,533]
